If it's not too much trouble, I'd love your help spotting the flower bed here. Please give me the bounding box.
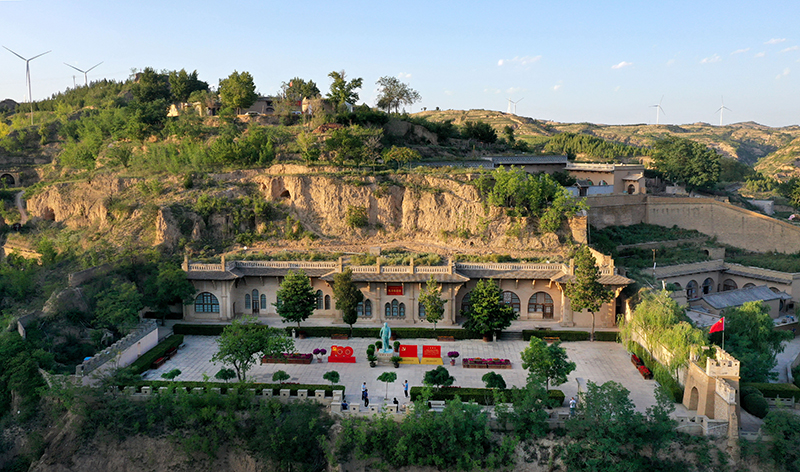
[462,358,512,369]
[637,365,653,379]
[261,353,313,365]
[631,354,643,367]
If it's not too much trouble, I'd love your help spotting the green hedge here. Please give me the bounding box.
[409,386,510,405]
[522,330,618,342]
[741,382,800,401]
[129,335,185,375]
[123,380,344,396]
[740,390,769,418]
[628,342,684,403]
[548,389,566,407]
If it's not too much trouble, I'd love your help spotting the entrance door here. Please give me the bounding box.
[252,289,260,314]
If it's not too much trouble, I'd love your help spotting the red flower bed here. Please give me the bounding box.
[637,365,653,379]
[261,353,313,365]
[631,354,643,367]
[462,358,512,369]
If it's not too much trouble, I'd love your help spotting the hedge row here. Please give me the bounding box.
[172,323,484,339]
[741,382,800,401]
[628,342,684,403]
[123,380,345,396]
[407,386,565,407]
[522,330,618,342]
[128,335,184,375]
[740,387,769,418]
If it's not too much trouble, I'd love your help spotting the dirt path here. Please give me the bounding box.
[15,191,27,224]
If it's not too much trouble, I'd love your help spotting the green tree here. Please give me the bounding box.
[168,69,208,103]
[324,126,366,165]
[327,70,363,108]
[462,279,518,336]
[280,77,321,101]
[211,316,294,382]
[215,368,236,383]
[382,145,420,169]
[219,70,258,114]
[713,301,792,382]
[481,371,506,389]
[495,382,549,440]
[131,67,170,102]
[323,370,340,386]
[94,280,144,331]
[274,270,317,328]
[502,125,515,144]
[763,409,800,470]
[423,366,455,389]
[419,276,446,331]
[333,268,364,336]
[462,121,497,143]
[375,76,421,113]
[564,381,676,471]
[520,338,576,391]
[161,368,181,380]
[650,136,721,190]
[377,371,397,399]
[144,262,196,325]
[564,246,612,341]
[272,370,291,384]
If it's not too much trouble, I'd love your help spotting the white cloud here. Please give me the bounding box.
[498,55,542,67]
[553,84,562,91]
[731,48,750,55]
[506,87,523,94]
[484,88,502,94]
[397,72,412,79]
[614,86,621,92]
[700,54,721,64]
[765,38,786,45]
[755,51,766,58]
[777,68,790,79]
[666,59,676,66]
[611,61,632,69]
[781,46,799,53]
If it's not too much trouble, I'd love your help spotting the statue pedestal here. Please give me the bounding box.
[377,352,395,366]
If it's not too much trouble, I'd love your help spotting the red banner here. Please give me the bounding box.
[422,345,441,358]
[387,285,404,296]
[328,345,356,363]
[398,345,418,358]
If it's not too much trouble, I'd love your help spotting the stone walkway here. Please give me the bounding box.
[145,334,671,413]
[773,335,800,383]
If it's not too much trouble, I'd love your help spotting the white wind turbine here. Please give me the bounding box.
[64,61,103,87]
[3,46,51,125]
[716,97,731,126]
[507,97,524,115]
[650,96,665,125]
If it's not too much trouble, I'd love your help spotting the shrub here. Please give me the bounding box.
[523,330,618,342]
[345,205,368,228]
[409,386,511,405]
[741,391,769,419]
[548,389,565,407]
[128,335,184,375]
[741,382,800,401]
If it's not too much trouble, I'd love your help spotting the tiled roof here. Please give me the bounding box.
[186,270,238,281]
[699,285,791,310]
[489,155,568,165]
[723,263,794,284]
[228,267,332,278]
[320,272,469,283]
[622,173,644,181]
[456,269,563,280]
[552,274,633,286]
[655,260,727,278]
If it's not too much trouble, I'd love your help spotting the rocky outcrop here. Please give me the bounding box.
[383,120,438,145]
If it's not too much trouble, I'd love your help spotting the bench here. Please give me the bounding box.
[437,336,455,342]
[428,400,446,412]
[543,337,560,343]
[151,357,166,369]
[165,347,178,359]
[331,334,349,340]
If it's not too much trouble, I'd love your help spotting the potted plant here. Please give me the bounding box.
[447,351,460,366]
[391,356,402,368]
[313,348,327,363]
[367,344,377,367]
[375,340,383,351]
[393,340,401,353]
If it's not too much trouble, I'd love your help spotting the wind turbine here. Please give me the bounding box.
[650,96,665,125]
[63,61,103,87]
[507,97,524,115]
[716,97,731,126]
[3,46,51,125]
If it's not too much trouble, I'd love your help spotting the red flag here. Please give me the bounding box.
[709,317,725,334]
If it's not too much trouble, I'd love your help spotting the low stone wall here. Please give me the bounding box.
[76,320,158,376]
[68,263,112,287]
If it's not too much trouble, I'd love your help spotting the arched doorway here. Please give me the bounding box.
[0,174,15,186]
[688,386,699,410]
[627,184,635,194]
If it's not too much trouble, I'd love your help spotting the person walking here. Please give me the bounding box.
[569,397,577,417]
[403,380,409,398]
[364,389,369,408]
[362,382,367,401]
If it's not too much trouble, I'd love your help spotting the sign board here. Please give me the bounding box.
[387,285,404,296]
[398,344,418,358]
[422,345,441,358]
[328,345,356,363]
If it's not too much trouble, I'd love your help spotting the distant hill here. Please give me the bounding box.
[413,110,800,170]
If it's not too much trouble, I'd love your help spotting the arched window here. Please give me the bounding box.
[316,290,323,310]
[195,292,220,313]
[770,286,781,293]
[385,302,391,317]
[325,295,331,310]
[686,280,698,300]
[743,283,756,289]
[260,294,267,311]
[252,289,260,312]
[702,278,714,295]
[418,302,426,319]
[245,294,251,310]
[672,282,682,289]
[528,292,554,319]
[364,299,372,317]
[599,180,608,186]
[392,299,399,317]
[399,302,405,318]
[627,184,635,194]
[461,292,472,315]
[722,279,737,291]
[502,291,520,313]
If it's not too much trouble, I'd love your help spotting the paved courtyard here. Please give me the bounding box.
[144,334,678,413]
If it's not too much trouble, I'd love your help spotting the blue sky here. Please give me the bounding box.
[1,0,799,127]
